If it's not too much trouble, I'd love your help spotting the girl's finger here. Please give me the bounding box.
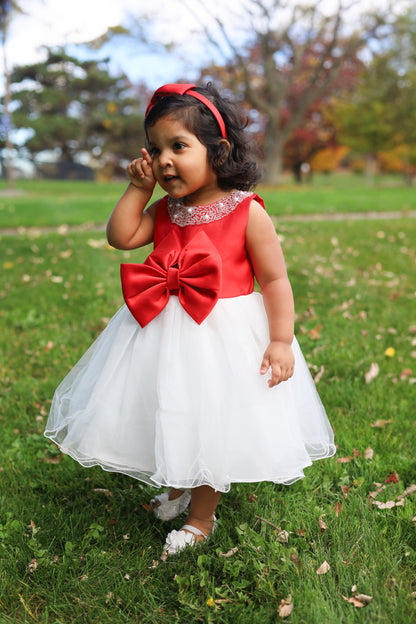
[141,148,153,165]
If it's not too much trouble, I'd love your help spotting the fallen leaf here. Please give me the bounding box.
[91,488,114,497]
[314,365,325,384]
[397,484,416,500]
[105,592,114,604]
[337,456,352,463]
[365,362,379,384]
[356,593,373,605]
[316,560,330,575]
[400,368,412,380]
[277,530,290,544]
[341,485,350,497]
[80,575,88,581]
[290,553,301,568]
[219,547,238,558]
[318,515,327,532]
[371,419,392,428]
[278,596,293,618]
[44,454,64,464]
[343,595,365,608]
[385,472,399,483]
[333,502,344,516]
[307,325,323,340]
[148,560,159,569]
[364,447,374,460]
[373,500,396,509]
[28,559,38,573]
[353,449,360,458]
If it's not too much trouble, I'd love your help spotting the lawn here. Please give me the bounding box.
[0,173,415,229]
[0,179,415,623]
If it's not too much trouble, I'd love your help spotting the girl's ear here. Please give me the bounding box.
[214,139,231,166]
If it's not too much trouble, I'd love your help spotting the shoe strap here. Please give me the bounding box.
[181,524,206,538]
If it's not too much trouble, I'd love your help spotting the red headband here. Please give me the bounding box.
[145,83,227,139]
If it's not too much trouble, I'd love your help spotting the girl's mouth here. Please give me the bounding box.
[164,175,179,183]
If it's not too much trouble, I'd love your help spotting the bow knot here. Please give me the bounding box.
[121,230,222,327]
[167,264,180,292]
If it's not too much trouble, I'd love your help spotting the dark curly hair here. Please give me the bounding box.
[144,83,260,191]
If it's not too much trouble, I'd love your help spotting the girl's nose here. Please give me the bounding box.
[159,150,173,168]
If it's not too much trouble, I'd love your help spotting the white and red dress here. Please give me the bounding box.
[45,191,335,492]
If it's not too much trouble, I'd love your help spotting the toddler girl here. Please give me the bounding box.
[45,83,335,555]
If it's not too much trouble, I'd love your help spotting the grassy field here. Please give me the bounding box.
[0,178,415,623]
[0,173,415,229]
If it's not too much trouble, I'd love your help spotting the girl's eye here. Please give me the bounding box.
[148,147,159,156]
[173,142,185,151]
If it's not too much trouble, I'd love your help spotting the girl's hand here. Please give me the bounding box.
[260,341,295,387]
[127,148,156,193]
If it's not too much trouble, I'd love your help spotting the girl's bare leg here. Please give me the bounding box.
[150,486,187,510]
[184,485,221,540]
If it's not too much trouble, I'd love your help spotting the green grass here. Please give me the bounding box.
[0,181,415,622]
[0,173,415,229]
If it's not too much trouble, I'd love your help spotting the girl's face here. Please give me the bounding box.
[147,115,221,205]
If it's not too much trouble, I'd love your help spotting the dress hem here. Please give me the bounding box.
[44,432,336,493]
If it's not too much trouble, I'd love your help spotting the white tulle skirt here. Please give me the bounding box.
[45,293,335,492]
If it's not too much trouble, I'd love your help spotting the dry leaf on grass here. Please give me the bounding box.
[318,515,327,532]
[91,488,114,497]
[364,447,374,460]
[276,530,290,544]
[365,362,379,383]
[373,500,402,510]
[397,484,416,500]
[314,365,325,384]
[290,553,302,568]
[371,419,392,428]
[337,456,352,463]
[316,560,331,575]
[219,547,238,558]
[307,325,323,340]
[278,596,293,618]
[343,594,373,608]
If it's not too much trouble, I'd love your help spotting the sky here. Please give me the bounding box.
[2,0,404,90]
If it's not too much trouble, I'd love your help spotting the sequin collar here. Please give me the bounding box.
[167,190,252,227]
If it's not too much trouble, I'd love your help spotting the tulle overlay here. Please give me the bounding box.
[45,293,335,492]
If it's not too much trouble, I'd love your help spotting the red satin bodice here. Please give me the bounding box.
[154,193,262,298]
[121,192,263,327]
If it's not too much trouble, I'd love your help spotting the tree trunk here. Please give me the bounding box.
[262,124,286,185]
[1,20,15,191]
[365,153,378,187]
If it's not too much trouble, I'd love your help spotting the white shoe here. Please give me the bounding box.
[150,489,191,521]
[163,516,217,555]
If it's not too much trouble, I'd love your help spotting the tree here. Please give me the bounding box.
[0,0,23,188]
[10,48,146,176]
[191,0,390,184]
[330,6,416,184]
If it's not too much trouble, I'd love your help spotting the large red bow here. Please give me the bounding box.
[121,230,222,327]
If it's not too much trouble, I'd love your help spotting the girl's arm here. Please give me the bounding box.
[107,149,157,250]
[246,199,295,387]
